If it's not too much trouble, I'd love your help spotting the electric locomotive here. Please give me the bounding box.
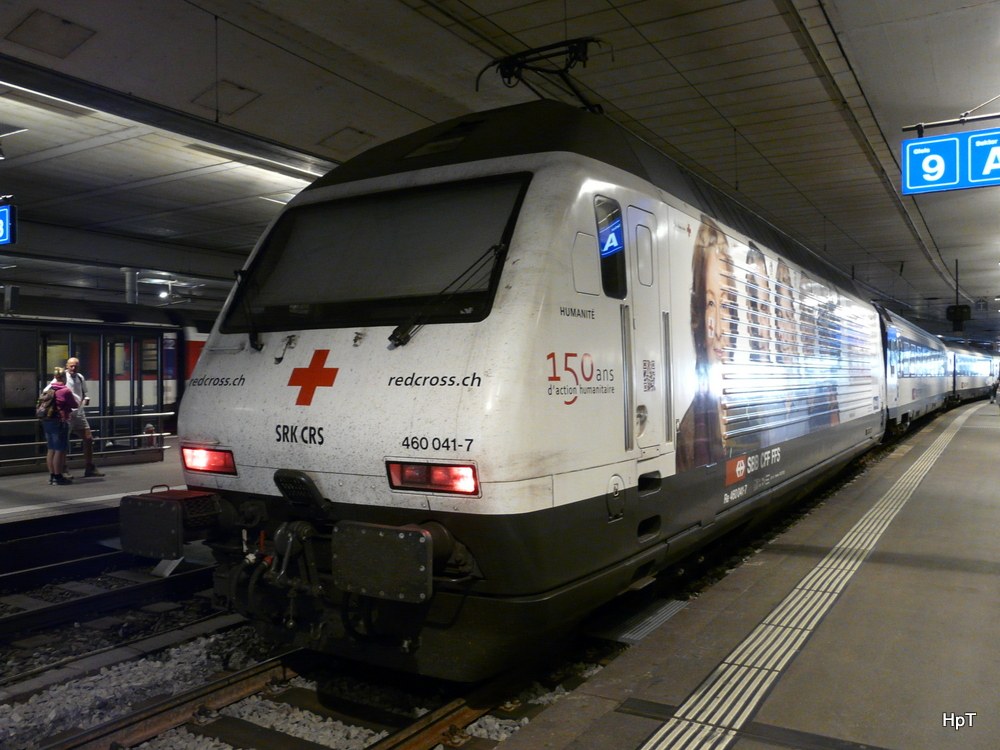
[122,101,895,681]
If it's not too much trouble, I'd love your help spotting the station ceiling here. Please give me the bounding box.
[1,0,998,342]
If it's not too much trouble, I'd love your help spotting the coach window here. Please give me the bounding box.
[43,334,69,379]
[595,196,627,299]
[140,338,160,413]
[71,335,102,411]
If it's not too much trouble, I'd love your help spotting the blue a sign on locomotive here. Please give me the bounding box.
[903,128,1000,194]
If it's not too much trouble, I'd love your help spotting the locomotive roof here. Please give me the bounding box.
[307,99,863,300]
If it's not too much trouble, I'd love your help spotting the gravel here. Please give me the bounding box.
[221,694,388,748]
[0,597,218,684]
[135,727,235,750]
[0,625,271,750]
[466,714,531,741]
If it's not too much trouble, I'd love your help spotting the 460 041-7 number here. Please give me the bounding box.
[402,436,474,451]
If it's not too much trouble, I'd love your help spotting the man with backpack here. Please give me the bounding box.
[63,357,104,477]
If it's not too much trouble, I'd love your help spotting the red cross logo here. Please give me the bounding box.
[288,349,339,405]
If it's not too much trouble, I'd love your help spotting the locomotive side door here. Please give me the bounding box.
[627,205,668,456]
[885,326,899,409]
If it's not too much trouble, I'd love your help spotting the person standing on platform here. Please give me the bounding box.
[63,357,105,478]
[43,367,77,485]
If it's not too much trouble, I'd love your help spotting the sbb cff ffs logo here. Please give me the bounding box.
[726,456,747,486]
[725,447,781,487]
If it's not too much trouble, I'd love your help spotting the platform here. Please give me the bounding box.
[0,437,184,524]
[506,401,998,750]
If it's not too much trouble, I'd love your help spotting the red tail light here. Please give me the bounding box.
[387,462,478,495]
[182,447,237,475]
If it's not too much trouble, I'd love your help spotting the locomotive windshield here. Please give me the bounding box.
[221,174,530,333]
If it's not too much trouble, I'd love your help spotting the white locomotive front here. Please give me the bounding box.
[121,101,889,681]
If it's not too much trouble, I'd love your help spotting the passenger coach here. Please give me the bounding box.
[946,342,996,403]
[879,307,949,434]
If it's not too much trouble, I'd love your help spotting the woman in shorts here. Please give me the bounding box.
[43,367,78,485]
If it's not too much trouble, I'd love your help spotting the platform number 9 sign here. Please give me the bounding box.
[921,154,946,182]
[903,138,959,194]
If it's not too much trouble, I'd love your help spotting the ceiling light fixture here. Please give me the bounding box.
[0,79,93,114]
[138,276,204,290]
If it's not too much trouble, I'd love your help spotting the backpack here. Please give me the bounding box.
[36,389,57,420]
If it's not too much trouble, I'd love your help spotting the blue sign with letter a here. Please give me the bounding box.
[967,131,1000,185]
[0,205,14,245]
[598,216,623,257]
[903,128,1000,194]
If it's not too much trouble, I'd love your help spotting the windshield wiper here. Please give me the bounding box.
[388,242,504,348]
[234,269,264,351]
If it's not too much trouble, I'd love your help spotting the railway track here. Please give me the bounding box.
[30,648,572,750]
[0,561,214,638]
[37,654,297,750]
[0,505,224,693]
[0,503,215,639]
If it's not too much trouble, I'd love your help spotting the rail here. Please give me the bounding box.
[0,410,175,471]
